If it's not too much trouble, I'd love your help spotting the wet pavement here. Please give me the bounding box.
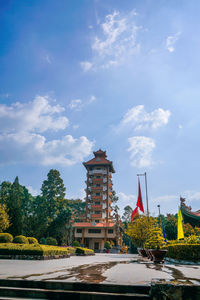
[0,254,199,285]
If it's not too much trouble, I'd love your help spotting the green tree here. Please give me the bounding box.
[126,215,157,248]
[67,199,86,222]
[164,214,177,240]
[7,177,24,236]
[111,190,119,203]
[48,207,72,245]
[122,205,133,223]
[0,203,10,232]
[0,181,12,206]
[25,195,50,239]
[41,169,66,222]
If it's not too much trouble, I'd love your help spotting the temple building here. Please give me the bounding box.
[73,149,122,251]
[180,197,200,227]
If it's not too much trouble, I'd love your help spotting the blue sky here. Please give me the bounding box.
[0,0,200,216]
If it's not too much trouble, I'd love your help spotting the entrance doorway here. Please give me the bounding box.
[94,242,99,250]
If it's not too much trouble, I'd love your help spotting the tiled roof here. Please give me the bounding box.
[73,222,115,228]
[83,149,115,172]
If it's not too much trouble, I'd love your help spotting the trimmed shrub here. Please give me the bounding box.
[28,237,38,245]
[13,235,29,244]
[72,240,80,247]
[39,237,46,245]
[0,243,69,256]
[104,241,111,250]
[167,244,200,261]
[0,233,13,243]
[76,247,94,255]
[46,237,57,246]
[66,247,76,254]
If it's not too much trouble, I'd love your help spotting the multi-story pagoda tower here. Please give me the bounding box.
[73,149,122,251]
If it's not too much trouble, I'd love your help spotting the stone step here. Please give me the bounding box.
[0,286,151,300]
[0,280,150,295]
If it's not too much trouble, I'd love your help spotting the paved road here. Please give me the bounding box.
[0,254,200,285]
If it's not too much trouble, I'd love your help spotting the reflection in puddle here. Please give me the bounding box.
[8,259,200,285]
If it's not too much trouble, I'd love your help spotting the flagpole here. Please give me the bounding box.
[137,172,149,217]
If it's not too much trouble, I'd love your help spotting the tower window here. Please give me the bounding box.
[77,229,82,233]
[88,229,101,233]
[108,229,113,234]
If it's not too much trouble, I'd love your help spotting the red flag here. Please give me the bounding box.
[131,206,138,222]
[136,179,144,213]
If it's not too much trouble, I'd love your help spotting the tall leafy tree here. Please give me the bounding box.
[122,205,133,223]
[0,203,10,232]
[26,195,50,239]
[48,207,72,245]
[8,177,24,236]
[0,181,12,206]
[41,169,66,222]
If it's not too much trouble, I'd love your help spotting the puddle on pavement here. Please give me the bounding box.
[8,259,200,285]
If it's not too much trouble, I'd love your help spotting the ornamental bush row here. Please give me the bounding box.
[0,233,39,244]
[76,247,94,255]
[0,233,58,246]
[166,244,200,261]
[0,243,69,256]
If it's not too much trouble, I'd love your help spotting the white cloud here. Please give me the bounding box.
[152,194,178,204]
[44,54,51,64]
[87,95,96,104]
[80,61,93,72]
[121,105,171,131]
[0,96,94,166]
[69,96,96,111]
[73,124,80,130]
[69,99,82,110]
[166,32,181,53]
[0,132,94,166]
[118,192,136,204]
[128,136,155,168]
[151,191,200,215]
[82,10,141,70]
[0,96,69,133]
[27,186,38,196]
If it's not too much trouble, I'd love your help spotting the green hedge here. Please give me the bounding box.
[0,233,13,243]
[46,237,57,246]
[28,237,38,244]
[167,244,200,261]
[76,247,94,255]
[0,243,69,256]
[66,247,76,254]
[13,235,29,244]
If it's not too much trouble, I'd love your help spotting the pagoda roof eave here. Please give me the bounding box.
[181,205,200,220]
[83,161,115,173]
[73,222,115,228]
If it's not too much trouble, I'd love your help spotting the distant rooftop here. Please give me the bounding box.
[83,149,115,173]
[73,222,115,228]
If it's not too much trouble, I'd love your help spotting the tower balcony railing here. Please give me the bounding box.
[91,195,102,200]
[92,186,103,191]
[89,170,107,175]
[91,204,102,209]
[91,214,102,218]
[92,178,103,183]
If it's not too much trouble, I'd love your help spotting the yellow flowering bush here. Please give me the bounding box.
[125,216,158,248]
[0,243,69,256]
[144,227,167,250]
[76,247,94,255]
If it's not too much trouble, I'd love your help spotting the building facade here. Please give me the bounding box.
[73,149,122,251]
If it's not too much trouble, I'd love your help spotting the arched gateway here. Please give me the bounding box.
[73,149,122,251]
